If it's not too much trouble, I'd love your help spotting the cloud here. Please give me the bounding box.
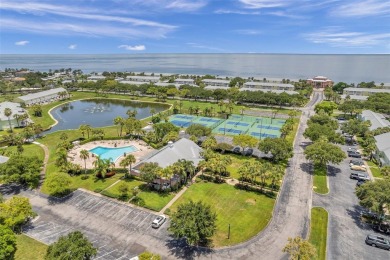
[214,9,260,15]
[332,0,390,17]
[68,44,77,50]
[235,29,262,35]
[304,27,390,47]
[118,44,146,51]
[166,0,207,11]
[15,40,29,46]
[0,1,176,39]
[239,0,287,9]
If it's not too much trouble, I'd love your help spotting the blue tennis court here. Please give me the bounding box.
[226,122,250,127]
[217,128,243,135]
[256,125,281,130]
[170,120,192,127]
[250,132,279,138]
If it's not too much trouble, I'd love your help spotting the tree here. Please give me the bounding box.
[303,123,344,144]
[120,154,136,178]
[45,231,97,260]
[185,124,212,137]
[92,157,112,178]
[304,139,346,167]
[79,149,90,174]
[215,142,233,154]
[0,225,16,260]
[314,101,337,115]
[169,200,217,246]
[140,162,161,186]
[258,138,293,162]
[139,251,161,260]
[0,196,35,231]
[341,119,370,137]
[4,107,13,132]
[355,179,390,216]
[380,166,390,178]
[113,116,125,137]
[202,136,217,150]
[283,236,316,260]
[45,172,72,196]
[0,155,42,188]
[232,135,258,151]
[118,182,129,199]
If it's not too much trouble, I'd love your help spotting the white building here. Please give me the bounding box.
[204,86,230,91]
[239,88,298,95]
[0,102,28,130]
[360,110,390,131]
[87,75,106,82]
[174,78,194,85]
[307,76,333,88]
[126,76,160,83]
[15,87,68,106]
[374,132,390,166]
[202,79,230,87]
[343,87,390,100]
[243,82,295,91]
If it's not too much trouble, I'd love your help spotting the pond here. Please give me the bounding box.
[47,99,169,132]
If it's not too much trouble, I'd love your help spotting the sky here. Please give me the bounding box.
[1,0,390,54]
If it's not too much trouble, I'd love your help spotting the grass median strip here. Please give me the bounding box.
[313,165,328,194]
[309,207,328,260]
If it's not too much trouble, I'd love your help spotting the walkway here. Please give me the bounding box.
[32,141,49,189]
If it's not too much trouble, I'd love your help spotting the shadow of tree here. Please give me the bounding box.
[165,238,214,260]
[327,165,341,177]
[0,183,29,196]
[300,162,312,175]
[346,205,372,231]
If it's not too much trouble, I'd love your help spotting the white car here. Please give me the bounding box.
[152,215,166,228]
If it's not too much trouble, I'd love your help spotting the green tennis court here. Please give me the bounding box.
[169,113,284,139]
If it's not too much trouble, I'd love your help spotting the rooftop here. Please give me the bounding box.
[344,87,390,93]
[361,110,390,131]
[204,86,230,90]
[135,138,203,169]
[0,102,26,120]
[202,79,230,84]
[243,82,295,88]
[126,76,160,81]
[239,88,298,95]
[374,132,390,152]
[16,87,67,102]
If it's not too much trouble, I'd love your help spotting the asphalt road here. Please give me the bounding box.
[0,91,323,259]
[313,144,390,260]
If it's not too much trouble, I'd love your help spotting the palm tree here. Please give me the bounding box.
[113,116,124,137]
[79,149,90,174]
[150,108,156,118]
[13,114,21,127]
[4,107,13,132]
[120,154,136,178]
[269,165,284,190]
[93,157,111,178]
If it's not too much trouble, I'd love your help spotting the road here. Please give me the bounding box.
[1,91,324,259]
[313,144,390,259]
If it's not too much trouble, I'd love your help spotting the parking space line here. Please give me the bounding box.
[30,222,50,230]
[136,214,151,228]
[28,223,58,235]
[85,199,105,212]
[41,227,72,239]
[95,250,117,260]
[118,209,135,223]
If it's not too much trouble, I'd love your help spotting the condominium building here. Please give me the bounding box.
[126,76,160,83]
[306,76,333,88]
[202,79,230,87]
[243,82,295,91]
[15,87,68,106]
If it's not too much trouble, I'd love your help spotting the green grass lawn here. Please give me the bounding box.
[101,178,176,211]
[15,234,48,260]
[169,180,275,247]
[366,160,383,178]
[0,143,45,161]
[41,173,125,194]
[309,207,328,260]
[313,166,329,194]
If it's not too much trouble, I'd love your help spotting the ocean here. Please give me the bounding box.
[1,54,389,84]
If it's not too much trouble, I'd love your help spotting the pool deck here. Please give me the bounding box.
[68,139,154,169]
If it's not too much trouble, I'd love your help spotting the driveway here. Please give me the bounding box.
[313,143,390,259]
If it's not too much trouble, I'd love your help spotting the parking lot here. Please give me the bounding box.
[23,190,171,259]
[313,143,390,259]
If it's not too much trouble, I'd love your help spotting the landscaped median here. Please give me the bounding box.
[167,179,275,247]
[309,207,328,260]
[15,234,48,260]
[313,165,329,194]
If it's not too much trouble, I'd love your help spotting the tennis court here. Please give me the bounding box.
[169,113,284,139]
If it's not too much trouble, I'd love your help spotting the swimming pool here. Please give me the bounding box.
[89,145,138,162]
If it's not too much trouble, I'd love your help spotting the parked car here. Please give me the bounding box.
[243,148,254,156]
[348,151,361,158]
[349,160,365,168]
[350,171,370,181]
[350,165,366,172]
[348,147,358,152]
[365,234,390,250]
[356,179,367,187]
[232,147,241,154]
[152,215,166,228]
[373,222,390,235]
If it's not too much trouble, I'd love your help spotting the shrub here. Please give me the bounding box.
[80,175,89,180]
